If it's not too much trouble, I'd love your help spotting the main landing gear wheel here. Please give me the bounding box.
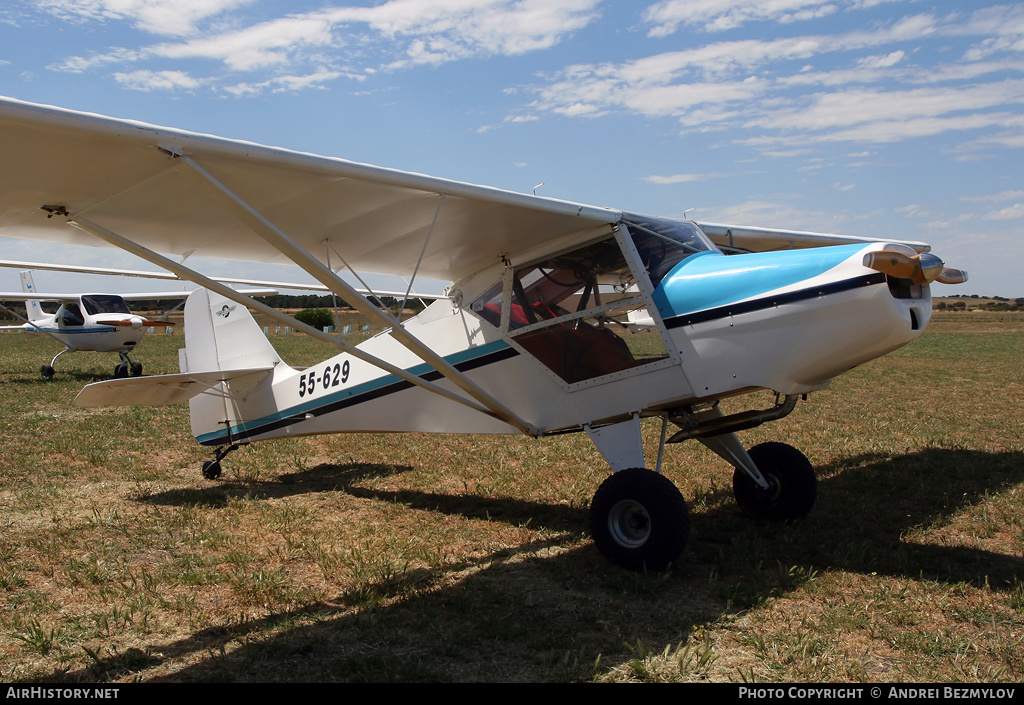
[590,468,690,572]
[733,442,817,521]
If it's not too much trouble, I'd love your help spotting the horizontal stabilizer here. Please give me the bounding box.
[74,367,274,408]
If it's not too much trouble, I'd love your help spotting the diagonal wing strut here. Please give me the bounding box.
[63,152,537,436]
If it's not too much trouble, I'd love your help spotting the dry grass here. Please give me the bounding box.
[0,311,1021,682]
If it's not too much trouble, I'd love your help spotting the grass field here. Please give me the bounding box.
[0,311,1021,682]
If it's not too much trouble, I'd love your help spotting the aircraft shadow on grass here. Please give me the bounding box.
[77,445,1023,683]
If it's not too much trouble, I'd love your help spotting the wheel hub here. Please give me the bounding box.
[607,499,651,548]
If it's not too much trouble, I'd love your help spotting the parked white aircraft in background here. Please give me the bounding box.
[0,269,276,379]
[0,96,967,571]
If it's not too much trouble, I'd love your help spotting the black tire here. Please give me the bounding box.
[114,363,129,379]
[201,460,222,480]
[130,362,143,377]
[40,365,54,380]
[733,442,817,521]
[589,468,690,571]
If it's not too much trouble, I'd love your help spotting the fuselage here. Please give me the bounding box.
[23,295,146,353]
[187,223,931,447]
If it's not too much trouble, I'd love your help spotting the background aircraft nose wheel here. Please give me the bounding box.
[201,460,222,480]
[589,468,690,571]
[732,442,817,521]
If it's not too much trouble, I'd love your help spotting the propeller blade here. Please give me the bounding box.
[862,250,919,280]
[936,267,969,285]
[105,318,176,328]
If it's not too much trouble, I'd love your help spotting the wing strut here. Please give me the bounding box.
[66,216,518,428]
[170,154,535,436]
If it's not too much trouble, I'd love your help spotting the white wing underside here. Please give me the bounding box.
[0,97,620,284]
[0,96,929,281]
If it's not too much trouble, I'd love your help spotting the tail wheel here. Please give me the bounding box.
[590,468,690,571]
[40,365,55,380]
[201,460,222,480]
[733,442,817,521]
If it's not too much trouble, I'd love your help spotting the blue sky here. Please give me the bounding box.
[0,0,1021,296]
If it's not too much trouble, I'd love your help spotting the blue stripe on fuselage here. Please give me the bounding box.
[196,339,519,446]
[651,245,869,320]
[33,326,119,334]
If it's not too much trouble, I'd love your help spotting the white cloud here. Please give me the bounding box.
[113,69,202,90]
[223,70,345,97]
[642,0,839,36]
[857,50,904,69]
[37,0,257,37]
[962,190,1024,202]
[983,203,1024,220]
[519,8,1024,152]
[643,173,720,184]
[753,80,1024,133]
[47,0,603,93]
[150,15,338,71]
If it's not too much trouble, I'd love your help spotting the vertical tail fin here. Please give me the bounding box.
[181,289,286,444]
[19,271,45,322]
[180,289,283,373]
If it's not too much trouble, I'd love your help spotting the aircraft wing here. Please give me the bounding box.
[0,97,621,285]
[696,222,930,254]
[117,288,278,300]
[0,259,447,300]
[0,288,276,301]
[0,291,80,302]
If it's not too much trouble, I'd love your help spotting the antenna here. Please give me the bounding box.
[533,182,545,195]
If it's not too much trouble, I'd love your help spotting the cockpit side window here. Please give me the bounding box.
[59,303,84,327]
[623,215,718,288]
[509,238,636,331]
[494,235,672,385]
[469,281,505,328]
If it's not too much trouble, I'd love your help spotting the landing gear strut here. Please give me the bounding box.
[40,348,71,379]
[585,395,818,571]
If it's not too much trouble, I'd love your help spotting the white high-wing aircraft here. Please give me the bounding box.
[0,96,967,571]
[0,269,189,378]
[0,268,280,379]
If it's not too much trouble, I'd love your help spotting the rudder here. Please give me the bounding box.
[181,289,285,444]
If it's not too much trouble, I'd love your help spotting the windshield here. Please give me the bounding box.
[81,295,132,316]
[622,214,718,287]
